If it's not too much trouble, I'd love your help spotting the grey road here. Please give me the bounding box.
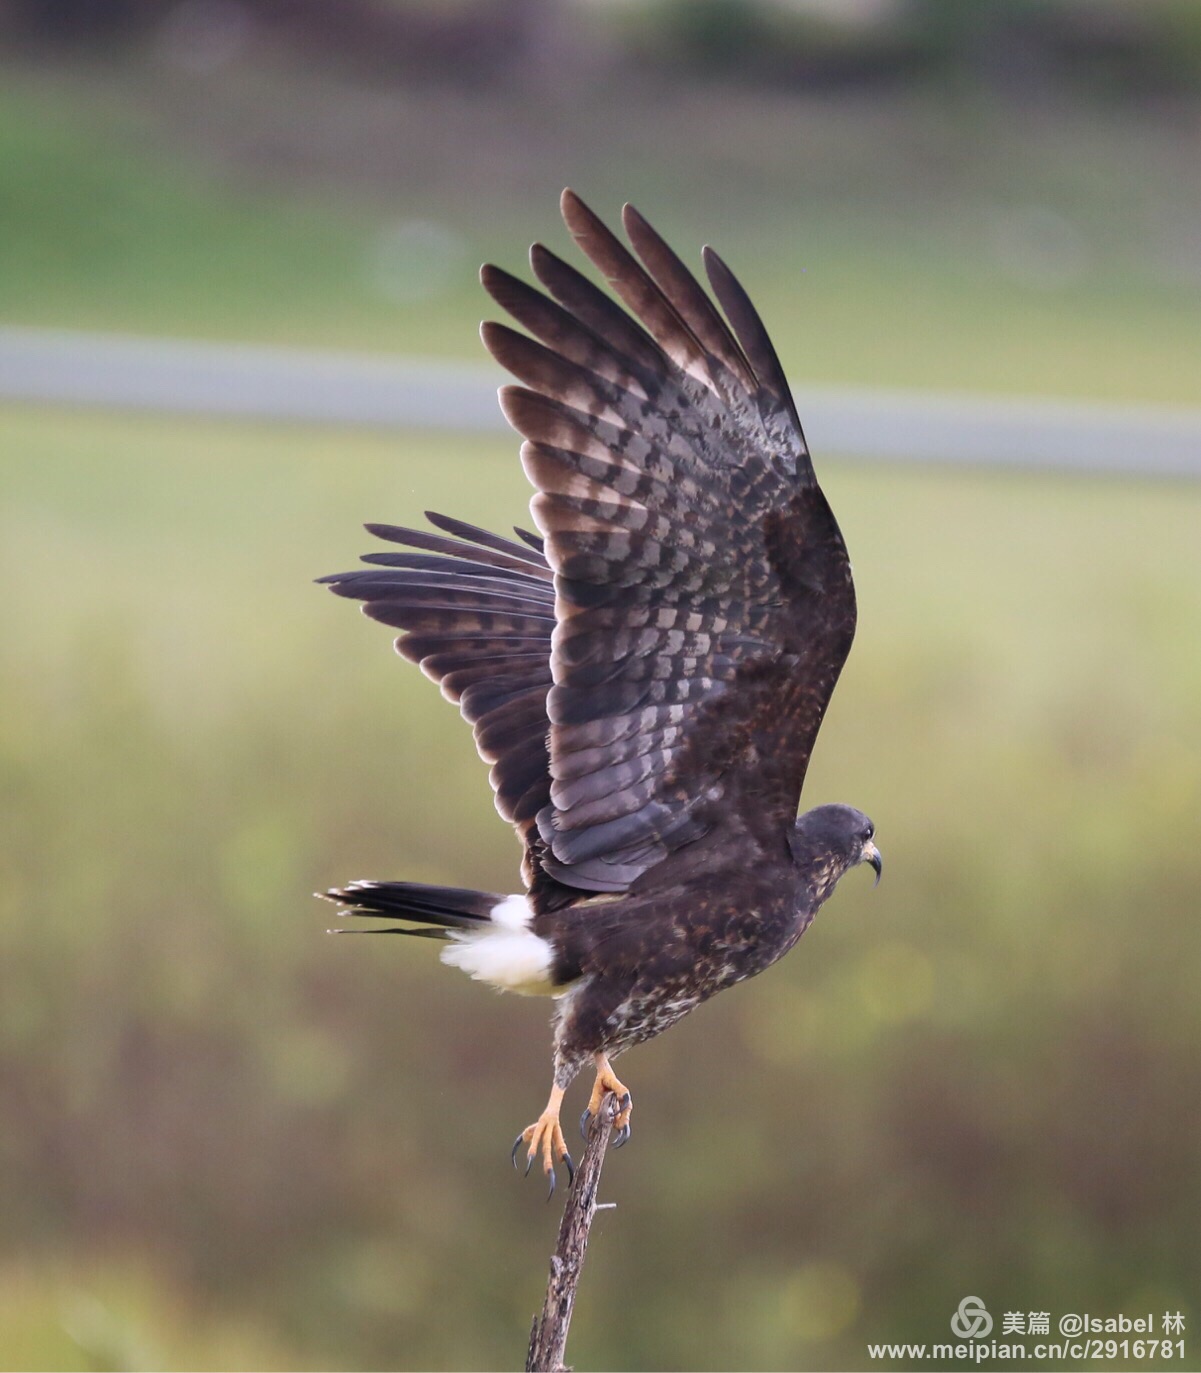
[2,326,1198,478]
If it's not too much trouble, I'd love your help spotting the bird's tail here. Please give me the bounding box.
[320,879,503,939]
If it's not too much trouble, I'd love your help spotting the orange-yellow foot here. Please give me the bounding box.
[579,1054,633,1148]
[511,1085,574,1200]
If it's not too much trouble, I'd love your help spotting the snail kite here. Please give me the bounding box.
[321,191,881,1195]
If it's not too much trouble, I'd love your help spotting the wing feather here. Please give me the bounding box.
[365,520,551,578]
[621,202,757,392]
[529,244,668,381]
[321,519,555,849]
[560,189,714,390]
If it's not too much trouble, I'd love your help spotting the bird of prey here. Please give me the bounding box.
[321,190,881,1196]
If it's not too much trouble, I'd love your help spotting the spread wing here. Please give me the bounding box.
[485,191,857,891]
[322,191,856,900]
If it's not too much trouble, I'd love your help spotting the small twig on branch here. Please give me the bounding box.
[525,1092,619,1373]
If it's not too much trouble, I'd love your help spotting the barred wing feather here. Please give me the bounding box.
[319,514,557,832]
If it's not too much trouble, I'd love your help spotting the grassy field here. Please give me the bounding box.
[2,401,1199,1368]
[3,60,1200,405]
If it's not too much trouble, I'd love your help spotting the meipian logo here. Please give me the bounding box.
[950,1296,994,1340]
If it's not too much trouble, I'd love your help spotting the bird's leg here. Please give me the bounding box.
[580,1052,633,1147]
[512,1084,574,1200]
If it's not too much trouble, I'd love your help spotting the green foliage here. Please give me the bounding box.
[1,405,1198,1369]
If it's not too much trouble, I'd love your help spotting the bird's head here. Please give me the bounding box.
[792,804,882,894]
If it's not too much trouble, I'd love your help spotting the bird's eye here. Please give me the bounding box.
[863,824,874,841]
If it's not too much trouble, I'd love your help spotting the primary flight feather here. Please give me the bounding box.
[321,191,881,1194]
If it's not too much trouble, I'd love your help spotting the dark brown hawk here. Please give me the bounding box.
[321,191,881,1195]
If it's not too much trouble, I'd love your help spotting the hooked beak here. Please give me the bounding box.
[861,840,883,886]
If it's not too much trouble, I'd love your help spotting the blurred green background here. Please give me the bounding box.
[1,2,1199,1369]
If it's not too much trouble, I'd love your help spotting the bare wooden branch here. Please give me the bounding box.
[525,1093,619,1373]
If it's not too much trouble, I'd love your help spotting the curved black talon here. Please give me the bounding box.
[511,1133,525,1171]
[580,1108,594,1141]
[524,1152,534,1178]
[546,1167,556,1202]
[612,1093,633,1148]
[563,1151,576,1188]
